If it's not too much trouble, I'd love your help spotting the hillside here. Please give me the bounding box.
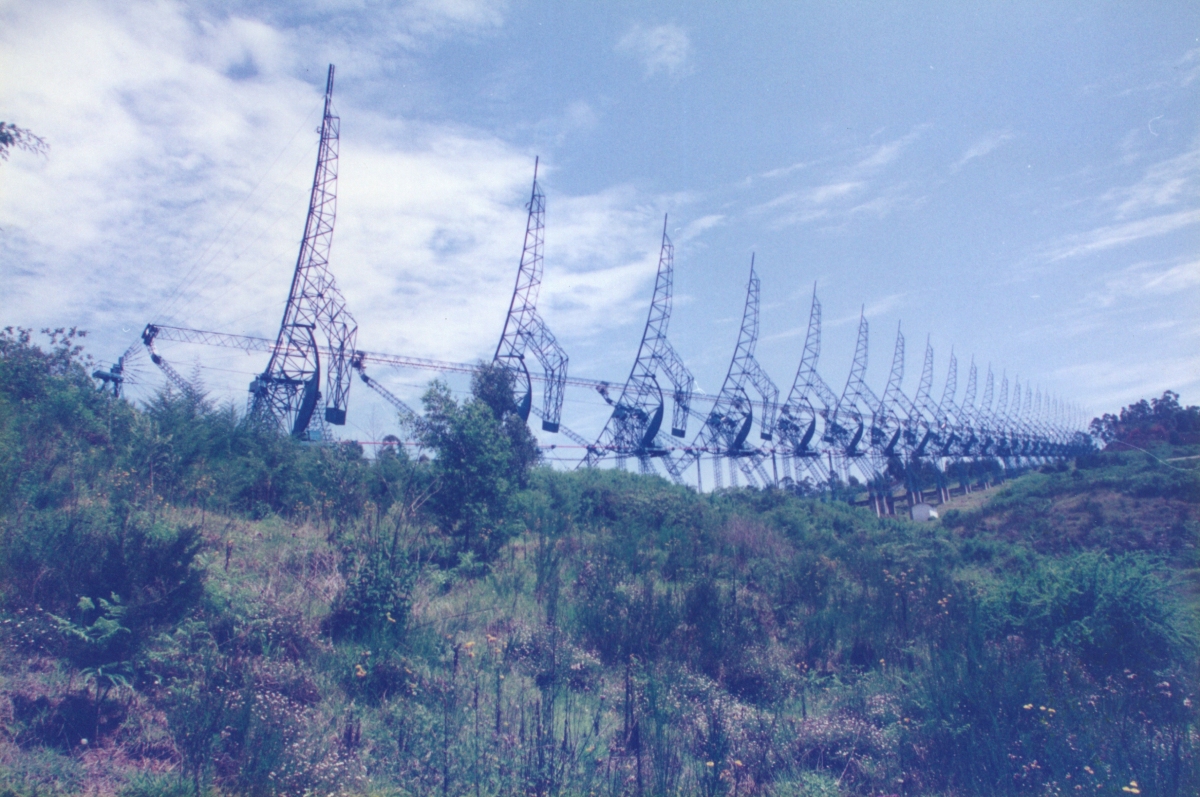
[940,452,1200,600]
[0,328,1197,797]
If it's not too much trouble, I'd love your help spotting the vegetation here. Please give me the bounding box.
[1089,391,1200,448]
[0,122,48,162]
[0,327,1197,796]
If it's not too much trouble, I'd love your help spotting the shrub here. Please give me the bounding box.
[1,508,203,664]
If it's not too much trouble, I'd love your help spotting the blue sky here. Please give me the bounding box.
[2,0,1198,450]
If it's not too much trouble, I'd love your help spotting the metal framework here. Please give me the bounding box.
[125,78,1092,502]
[959,359,979,452]
[582,217,693,480]
[872,325,916,491]
[494,159,568,432]
[350,353,418,421]
[681,257,779,488]
[936,350,960,456]
[250,64,358,437]
[836,312,876,463]
[142,326,200,401]
[777,288,836,488]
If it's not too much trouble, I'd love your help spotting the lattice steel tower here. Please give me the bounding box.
[777,287,837,486]
[495,159,568,432]
[583,217,693,478]
[250,64,358,437]
[683,257,779,488]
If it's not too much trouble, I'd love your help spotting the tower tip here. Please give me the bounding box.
[323,64,336,106]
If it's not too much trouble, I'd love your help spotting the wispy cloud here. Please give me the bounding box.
[1141,257,1200,292]
[1045,209,1200,261]
[751,127,928,228]
[758,160,814,180]
[863,292,908,318]
[1040,138,1200,263]
[1111,145,1200,218]
[1082,257,1200,309]
[1053,354,1200,417]
[397,0,507,39]
[852,127,926,173]
[677,214,724,243]
[616,23,691,78]
[1178,47,1200,87]
[809,181,866,205]
[268,0,508,55]
[952,129,1014,170]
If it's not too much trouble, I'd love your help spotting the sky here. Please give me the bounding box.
[1,0,1198,455]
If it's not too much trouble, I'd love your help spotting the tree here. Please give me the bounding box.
[469,362,542,485]
[0,121,48,161]
[417,365,541,561]
[1090,390,1200,446]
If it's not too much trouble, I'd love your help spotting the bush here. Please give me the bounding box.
[1,508,203,665]
[985,552,1193,678]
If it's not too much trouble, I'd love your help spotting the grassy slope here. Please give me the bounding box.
[940,449,1200,611]
[2,452,1198,797]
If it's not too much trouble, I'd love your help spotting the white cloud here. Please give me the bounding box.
[677,214,723,243]
[1045,209,1200,261]
[1112,145,1200,219]
[851,126,928,175]
[751,127,927,228]
[1142,258,1200,292]
[1083,257,1200,309]
[0,0,672,416]
[616,23,691,78]
[952,129,1014,170]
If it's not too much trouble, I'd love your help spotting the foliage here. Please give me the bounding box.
[326,510,418,647]
[0,334,1197,796]
[1091,390,1200,447]
[0,122,48,161]
[1,507,204,663]
[416,366,539,562]
[983,552,1191,678]
[469,361,542,483]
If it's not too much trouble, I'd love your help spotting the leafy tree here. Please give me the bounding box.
[0,121,48,161]
[469,362,541,485]
[417,365,539,562]
[1090,390,1200,446]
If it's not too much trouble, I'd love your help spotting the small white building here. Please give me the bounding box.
[911,503,939,522]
